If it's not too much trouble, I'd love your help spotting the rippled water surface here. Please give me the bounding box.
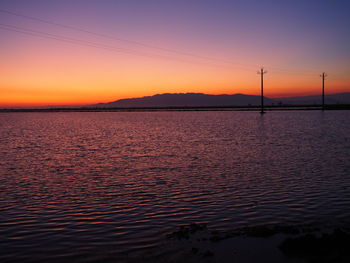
[1,111,350,262]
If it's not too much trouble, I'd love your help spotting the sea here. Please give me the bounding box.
[0,111,349,262]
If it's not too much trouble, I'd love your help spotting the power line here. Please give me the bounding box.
[267,67,319,76]
[0,23,256,71]
[0,8,257,69]
[1,8,339,77]
[0,8,334,76]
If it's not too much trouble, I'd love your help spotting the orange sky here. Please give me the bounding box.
[0,1,349,107]
[1,39,349,107]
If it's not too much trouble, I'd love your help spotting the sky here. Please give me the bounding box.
[0,0,349,107]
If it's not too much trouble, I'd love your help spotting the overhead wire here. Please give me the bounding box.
[0,8,257,69]
[0,8,340,77]
[0,23,257,71]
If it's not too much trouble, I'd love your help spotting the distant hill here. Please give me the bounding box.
[276,93,350,105]
[93,93,275,108]
[92,92,350,108]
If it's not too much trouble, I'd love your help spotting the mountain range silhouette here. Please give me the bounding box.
[93,92,350,108]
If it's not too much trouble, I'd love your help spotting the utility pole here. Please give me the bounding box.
[320,72,327,111]
[258,67,267,114]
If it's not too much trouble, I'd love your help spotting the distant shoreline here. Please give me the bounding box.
[1,104,350,112]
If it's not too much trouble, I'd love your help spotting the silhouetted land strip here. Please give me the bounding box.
[166,222,350,263]
[1,104,350,112]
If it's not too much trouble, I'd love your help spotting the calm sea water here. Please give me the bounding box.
[1,111,350,262]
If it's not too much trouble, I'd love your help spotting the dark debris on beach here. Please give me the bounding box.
[166,223,350,263]
[280,227,350,263]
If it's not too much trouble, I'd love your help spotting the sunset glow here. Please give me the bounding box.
[1,0,349,107]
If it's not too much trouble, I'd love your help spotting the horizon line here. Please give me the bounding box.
[1,91,349,109]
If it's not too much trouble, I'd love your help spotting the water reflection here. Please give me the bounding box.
[0,111,349,261]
